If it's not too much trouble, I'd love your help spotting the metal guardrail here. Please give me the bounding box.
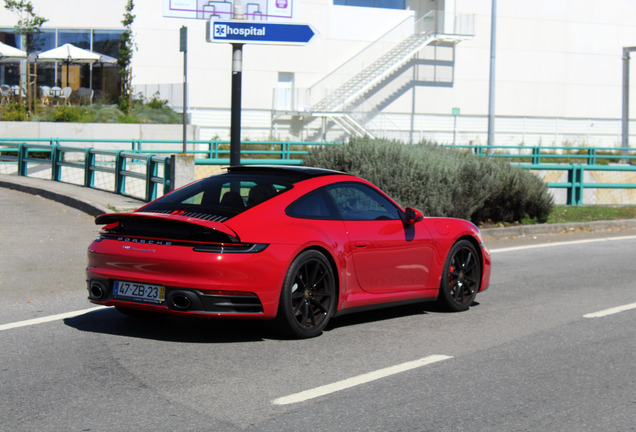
[0,142,171,202]
[1,138,635,205]
[515,163,636,206]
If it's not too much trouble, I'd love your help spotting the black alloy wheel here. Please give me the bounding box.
[274,250,336,338]
[437,240,482,312]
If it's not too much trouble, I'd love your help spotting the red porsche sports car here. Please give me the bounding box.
[87,165,491,338]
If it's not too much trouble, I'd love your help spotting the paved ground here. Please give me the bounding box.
[0,174,145,215]
[2,173,636,431]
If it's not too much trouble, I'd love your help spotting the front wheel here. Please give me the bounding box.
[273,250,336,339]
[437,240,482,312]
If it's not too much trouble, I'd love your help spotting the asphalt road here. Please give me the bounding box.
[1,187,635,431]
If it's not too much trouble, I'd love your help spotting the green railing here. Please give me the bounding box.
[515,163,636,206]
[1,142,171,202]
[1,138,635,205]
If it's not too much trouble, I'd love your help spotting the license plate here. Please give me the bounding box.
[113,281,165,304]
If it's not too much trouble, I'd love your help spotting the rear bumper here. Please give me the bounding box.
[87,278,264,317]
[86,237,297,318]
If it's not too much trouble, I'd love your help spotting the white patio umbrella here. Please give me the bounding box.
[0,41,27,61]
[37,43,110,90]
[37,43,102,63]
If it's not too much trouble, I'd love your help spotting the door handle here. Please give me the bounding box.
[354,241,370,248]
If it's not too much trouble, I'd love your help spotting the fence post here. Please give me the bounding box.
[587,148,596,165]
[532,147,541,165]
[566,164,584,206]
[51,145,61,181]
[145,154,157,202]
[115,151,126,195]
[84,148,95,187]
[17,143,26,176]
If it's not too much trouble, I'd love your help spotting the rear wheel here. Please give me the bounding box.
[273,250,336,339]
[437,240,481,312]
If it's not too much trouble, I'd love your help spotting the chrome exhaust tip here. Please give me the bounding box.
[90,281,107,300]
[170,294,192,310]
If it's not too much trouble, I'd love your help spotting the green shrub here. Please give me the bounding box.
[1,102,27,121]
[303,137,554,225]
[52,105,83,122]
[146,92,168,109]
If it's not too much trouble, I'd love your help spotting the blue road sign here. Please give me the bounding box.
[207,20,317,45]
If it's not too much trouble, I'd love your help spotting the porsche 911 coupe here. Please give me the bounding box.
[87,165,491,338]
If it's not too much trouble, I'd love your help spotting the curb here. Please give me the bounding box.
[480,219,636,239]
[0,174,145,216]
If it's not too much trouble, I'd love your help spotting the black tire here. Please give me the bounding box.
[273,250,336,339]
[437,240,481,312]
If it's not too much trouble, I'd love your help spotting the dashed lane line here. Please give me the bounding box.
[583,302,636,319]
[0,306,109,332]
[272,354,453,406]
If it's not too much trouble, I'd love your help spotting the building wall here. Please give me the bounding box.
[2,0,636,144]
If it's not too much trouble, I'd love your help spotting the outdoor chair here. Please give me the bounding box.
[0,85,11,104]
[74,87,94,105]
[39,86,51,105]
[58,86,72,105]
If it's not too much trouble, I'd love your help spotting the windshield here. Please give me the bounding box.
[139,173,295,220]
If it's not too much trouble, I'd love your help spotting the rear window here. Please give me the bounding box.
[139,173,294,219]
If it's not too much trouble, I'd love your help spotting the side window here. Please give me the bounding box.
[287,191,337,220]
[327,183,401,221]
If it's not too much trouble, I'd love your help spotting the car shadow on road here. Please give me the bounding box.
[64,307,277,343]
[326,300,480,332]
[65,301,480,342]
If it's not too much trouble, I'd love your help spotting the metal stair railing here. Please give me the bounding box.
[307,12,436,112]
[312,32,439,113]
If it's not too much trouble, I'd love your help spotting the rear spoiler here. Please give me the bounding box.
[95,212,240,241]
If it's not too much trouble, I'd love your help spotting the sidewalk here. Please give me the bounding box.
[0,173,145,216]
[1,173,635,238]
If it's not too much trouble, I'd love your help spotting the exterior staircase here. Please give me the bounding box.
[306,12,473,139]
[311,32,439,115]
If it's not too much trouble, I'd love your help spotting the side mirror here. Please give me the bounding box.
[404,207,423,225]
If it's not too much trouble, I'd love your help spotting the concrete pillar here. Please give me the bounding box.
[170,153,195,191]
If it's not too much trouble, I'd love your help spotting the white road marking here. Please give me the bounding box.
[0,306,109,332]
[489,234,636,254]
[583,302,636,318]
[272,354,453,406]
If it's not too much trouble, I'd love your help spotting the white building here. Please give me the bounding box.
[2,0,636,146]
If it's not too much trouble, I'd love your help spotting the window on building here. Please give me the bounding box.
[0,28,122,103]
[333,0,406,10]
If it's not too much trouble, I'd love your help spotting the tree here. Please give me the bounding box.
[118,0,135,114]
[4,0,47,52]
[4,0,47,112]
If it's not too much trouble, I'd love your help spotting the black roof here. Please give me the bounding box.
[226,165,347,179]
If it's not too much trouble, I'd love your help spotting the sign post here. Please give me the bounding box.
[180,26,188,154]
[206,18,317,166]
[230,42,243,166]
[452,107,460,145]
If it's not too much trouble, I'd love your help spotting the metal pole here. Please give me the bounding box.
[487,0,497,151]
[230,43,243,166]
[621,47,636,157]
[181,26,188,154]
[230,0,245,166]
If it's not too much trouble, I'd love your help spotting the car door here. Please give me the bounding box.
[326,182,434,294]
